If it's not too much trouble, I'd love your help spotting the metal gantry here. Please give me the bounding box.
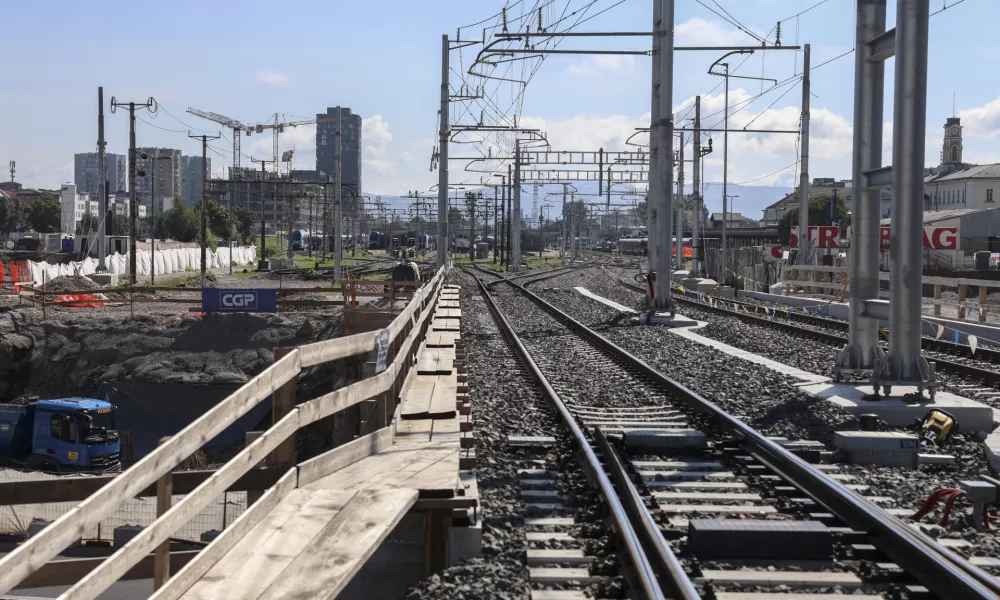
[837,0,935,397]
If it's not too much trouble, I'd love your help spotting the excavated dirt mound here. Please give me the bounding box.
[42,275,102,294]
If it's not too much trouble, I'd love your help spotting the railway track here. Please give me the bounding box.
[604,271,1000,388]
[466,267,1000,599]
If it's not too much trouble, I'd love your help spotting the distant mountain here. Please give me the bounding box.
[699,183,792,221]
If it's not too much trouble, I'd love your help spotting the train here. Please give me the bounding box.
[291,230,309,251]
[616,237,693,257]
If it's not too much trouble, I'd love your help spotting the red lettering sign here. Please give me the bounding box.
[790,226,842,248]
[877,226,958,250]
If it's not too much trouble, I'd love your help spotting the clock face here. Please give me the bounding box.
[951,126,960,136]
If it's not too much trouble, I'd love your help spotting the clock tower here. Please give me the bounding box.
[942,117,963,164]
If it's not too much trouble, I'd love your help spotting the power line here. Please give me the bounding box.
[734,161,798,185]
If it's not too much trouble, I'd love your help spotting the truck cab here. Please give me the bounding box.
[0,398,121,472]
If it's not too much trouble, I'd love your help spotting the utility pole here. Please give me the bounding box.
[189,132,221,284]
[652,0,675,311]
[798,43,811,265]
[561,183,568,261]
[493,186,499,263]
[691,96,702,277]
[468,192,476,262]
[722,62,730,282]
[676,130,684,272]
[506,165,512,266]
[252,158,275,269]
[437,34,450,269]
[111,96,155,285]
[498,176,506,264]
[511,144,522,271]
[334,106,343,280]
[646,0,662,281]
[96,87,108,273]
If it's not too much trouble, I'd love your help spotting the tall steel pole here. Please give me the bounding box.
[721,65,729,283]
[691,96,701,276]
[96,88,108,272]
[437,34,450,268]
[653,0,675,310]
[560,183,568,261]
[839,0,886,376]
[334,106,343,280]
[512,144,522,271]
[128,103,138,284]
[886,0,931,387]
[676,130,684,272]
[189,132,221,283]
[646,0,662,278]
[798,44,812,264]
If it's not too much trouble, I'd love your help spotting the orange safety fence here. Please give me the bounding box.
[52,294,106,308]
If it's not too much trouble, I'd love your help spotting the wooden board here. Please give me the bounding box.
[438,300,461,309]
[304,442,458,497]
[428,380,458,419]
[179,489,357,600]
[297,427,395,487]
[417,347,456,375]
[426,332,459,348]
[396,418,433,443]
[399,378,437,418]
[431,320,460,332]
[436,308,462,319]
[260,488,418,600]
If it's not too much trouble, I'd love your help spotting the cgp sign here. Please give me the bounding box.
[202,288,278,313]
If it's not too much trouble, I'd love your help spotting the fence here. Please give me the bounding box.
[0,266,445,598]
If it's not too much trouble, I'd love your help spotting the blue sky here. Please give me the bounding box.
[2,0,996,219]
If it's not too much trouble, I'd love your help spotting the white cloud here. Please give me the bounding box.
[960,97,1000,139]
[256,68,289,87]
[676,17,753,47]
[363,115,395,178]
[400,151,414,163]
[567,55,636,77]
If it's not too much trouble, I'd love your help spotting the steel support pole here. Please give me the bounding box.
[646,0,661,279]
[838,0,886,375]
[334,107,343,280]
[721,69,729,283]
[676,131,684,272]
[128,103,138,285]
[653,0,675,311]
[512,145,522,272]
[691,95,701,276]
[886,0,931,387]
[97,87,107,272]
[798,44,811,264]
[561,183,567,261]
[437,34,450,269]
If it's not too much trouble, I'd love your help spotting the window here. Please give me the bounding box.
[988,189,995,203]
[49,414,76,443]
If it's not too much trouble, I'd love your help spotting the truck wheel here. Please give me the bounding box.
[26,455,61,473]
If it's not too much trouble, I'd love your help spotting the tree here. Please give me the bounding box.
[0,195,23,236]
[161,204,199,242]
[777,194,852,245]
[25,194,60,233]
[206,199,235,240]
[110,213,129,237]
[231,204,257,246]
[76,213,100,235]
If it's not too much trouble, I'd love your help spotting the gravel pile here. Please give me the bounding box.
[42,275,101,293]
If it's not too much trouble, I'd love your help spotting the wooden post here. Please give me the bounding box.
[425,508,450,574]
[271,347,296,466]
[980,286,988,322]
[934,284,942,316]
[153,436,172,590]
[958,285,966,320]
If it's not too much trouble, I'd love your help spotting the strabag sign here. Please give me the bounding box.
[790,225,959,250]
[202,288,278,313]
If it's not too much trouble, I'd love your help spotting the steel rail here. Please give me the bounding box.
[468,270,670,600]
[502,277,1000,599]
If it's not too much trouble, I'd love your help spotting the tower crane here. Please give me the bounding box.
[186,107,250,178]
[250,113,338,176]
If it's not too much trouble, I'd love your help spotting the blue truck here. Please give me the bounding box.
[0,399,121,473]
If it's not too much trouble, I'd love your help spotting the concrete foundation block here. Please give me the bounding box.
[681,277,718,294]
[114,524,144,548]
[918,453,956,465]
[671,270,689,283]
[688,519,832,560]
[800,383,995,432]
[624,429,706,450]
[834,431,920,468]
[87,273,118,287]
[711,286,735,299]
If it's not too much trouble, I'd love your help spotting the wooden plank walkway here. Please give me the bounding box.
[164,278,471,598]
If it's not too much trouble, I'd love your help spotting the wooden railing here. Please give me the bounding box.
[0,267,446,599]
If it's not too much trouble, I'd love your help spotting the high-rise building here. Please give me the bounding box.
[315,107,362,201]
[181,155,211,209]
[135,148,181,211]
[74,152,127,196]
